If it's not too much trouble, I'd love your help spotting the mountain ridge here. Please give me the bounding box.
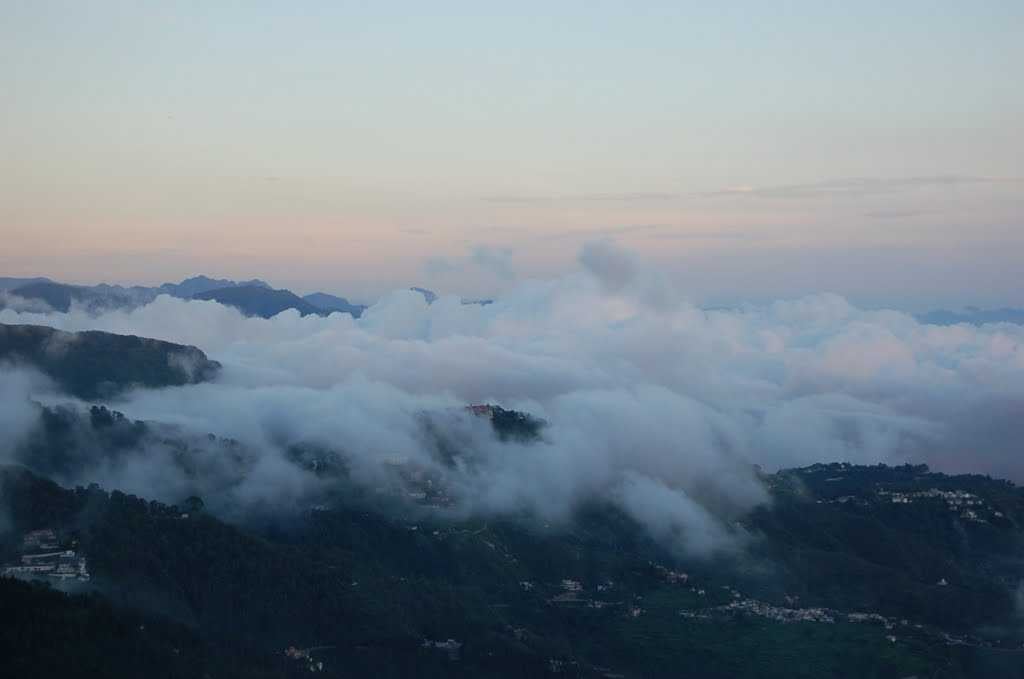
[1,275,368,320]
[191,285,325,318]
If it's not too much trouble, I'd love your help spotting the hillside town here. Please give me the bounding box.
[534,562,1022,652]
[1,529,90,583]
[876,488,997,521]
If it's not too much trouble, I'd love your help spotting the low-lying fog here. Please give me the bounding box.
[3,243,1023,556]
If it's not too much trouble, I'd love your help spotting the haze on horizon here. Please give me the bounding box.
[2,2,1022,309]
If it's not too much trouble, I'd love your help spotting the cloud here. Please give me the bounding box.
[542,224,664,242]
[541,225,760,244]
[3,242,1024,555]
[617,473,741,557]
[423,256,459,275]
[863,209,929,220]
[702,175,1020,200]
[422,245,516,282]
[482,192,680,204]
[0,366,54,459]
[647,230,759,241]
[0,290,54,313]
[470,246,515,280]
[578,240,677,310]
[479,175,1020,208]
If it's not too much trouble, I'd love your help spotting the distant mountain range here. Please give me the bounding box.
[159,275,271,298]
[302,292,367,318]
[0,276,496,318]
[0,276,53,291]
[411,286,439,304]
[917,307,1024,326]
[412,287,493,306]
[2,281,127,313]
[192,286,325,319]
[0,275,366,319]
[0,276,274,314]
[26,276,1020,323]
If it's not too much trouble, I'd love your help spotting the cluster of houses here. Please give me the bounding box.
[685,595,907,628]
[680,593,998,648]
[880,487,981,505]
[697,598,837,624]
[547,578,637,612]
[877,488,996,521]
[817,485,1005,524]
[421,638,463,660]
[466,404,495,419]
[848,612,900,629]
[1,529,90,583]
[546,571,714,613]
[283,646,325,673]
[380,460,455,508]
[548,579,588,605]
[650,562,689,584]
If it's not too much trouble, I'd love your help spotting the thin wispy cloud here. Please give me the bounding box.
[482,192,681,204]
[423,246,516,280]
[541,224,666,241]
[481,175,1020,212]
[863,209,930,220]
[647,230,762,241]
[702,175,1021,200]
[542,225,763,243]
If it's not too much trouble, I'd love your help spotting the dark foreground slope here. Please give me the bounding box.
[0,576,289,679]
[2,458,1023,678]
[0,323,220,399]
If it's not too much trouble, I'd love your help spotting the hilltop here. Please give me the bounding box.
[0,323,220,399]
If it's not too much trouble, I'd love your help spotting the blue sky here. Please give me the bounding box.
[2,2,1021,307]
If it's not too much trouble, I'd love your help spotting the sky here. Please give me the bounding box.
[2,1,1022,308]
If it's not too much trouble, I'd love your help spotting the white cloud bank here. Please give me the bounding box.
[2,242,1023,555]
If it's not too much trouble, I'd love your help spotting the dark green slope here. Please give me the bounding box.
[0,576,289,679]
[0,323,220,399]
[3,461,1023,678]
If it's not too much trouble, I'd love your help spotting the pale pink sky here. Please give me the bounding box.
[2,3,1022,308]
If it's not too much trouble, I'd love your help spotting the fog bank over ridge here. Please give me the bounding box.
[2,243,1022,555]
